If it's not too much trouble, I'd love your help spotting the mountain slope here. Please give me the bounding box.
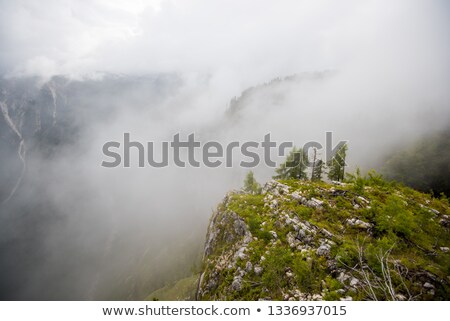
[0,74,187,300]
[145,275,199,301]
[383,128,450,197]
[197,177,450,300]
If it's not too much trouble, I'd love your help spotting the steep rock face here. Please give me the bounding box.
[0,78,63,203]
[198,179,450,301]
[197,193,253,299]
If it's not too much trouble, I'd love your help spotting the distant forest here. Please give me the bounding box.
[383,128,450,197]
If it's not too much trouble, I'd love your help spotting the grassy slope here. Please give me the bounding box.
[145,275,199,301]
[199,173,450,300]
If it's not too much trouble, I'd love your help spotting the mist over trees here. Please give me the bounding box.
[243,171,261,194]
[383,128,450,197]
[328,144,348,182]
[311,147,323,181]
[274,147,308,180]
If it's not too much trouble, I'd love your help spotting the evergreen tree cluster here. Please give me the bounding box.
[327,144,348,182]
[274,147,308,180]
[273,144,348,182]
[242,144,348,191]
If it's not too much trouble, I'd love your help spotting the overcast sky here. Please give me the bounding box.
[0,0,449,89]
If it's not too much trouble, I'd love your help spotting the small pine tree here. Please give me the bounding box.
[327,144,348,182]
[243,171,261,194]
[346,167,365,193]
[274,146,308,180]
[310,147,324,181]
[311,159,324,181]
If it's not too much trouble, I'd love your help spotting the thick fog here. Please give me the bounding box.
[0,0,449,299]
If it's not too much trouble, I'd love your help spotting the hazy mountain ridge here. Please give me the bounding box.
[0,74,182,202]
[225,72,334,120]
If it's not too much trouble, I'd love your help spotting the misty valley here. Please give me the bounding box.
[0,73,449,301]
